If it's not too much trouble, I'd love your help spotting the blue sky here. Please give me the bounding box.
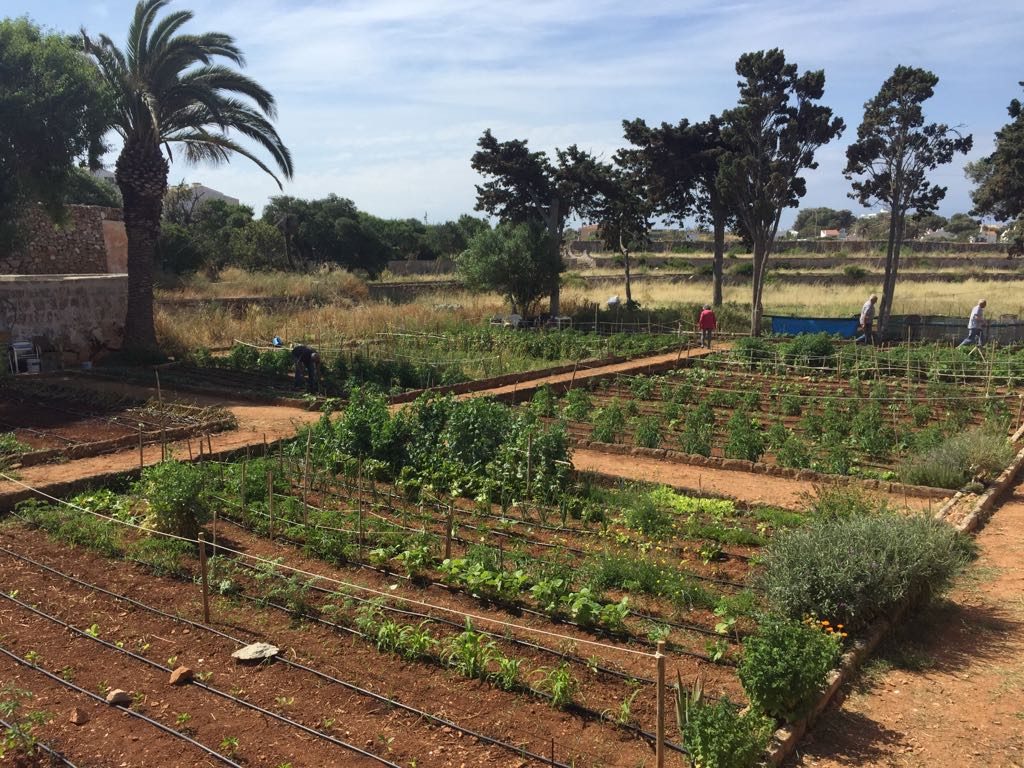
[7,0,1023,227]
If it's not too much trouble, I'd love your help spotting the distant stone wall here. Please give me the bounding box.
[386,258,456,275]
[569,239,1007,255]
[0,205,126,275]
[0,275,127,366]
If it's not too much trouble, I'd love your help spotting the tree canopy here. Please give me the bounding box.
[0,17,111,250]
[718,49,845,334]
[844,65,971,334]
[457,221,557,316]
[471,129,602,315]
[791,207,855,238]
[969,82,1024,223]
[82,0,293,351]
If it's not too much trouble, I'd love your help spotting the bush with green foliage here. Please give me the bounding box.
[731,337,774,369]
[138,461,210,539]
[677,682,772,768]
[738,618,842,721]
[781,333,836,369]
[900,425,1014,489]
[590,400,626,443]
[775,434,812,469]
[633,415,663,449]
[680,403,715,456]
[757,507,975,632]
[562,389,593,421]
[724,411,765,462]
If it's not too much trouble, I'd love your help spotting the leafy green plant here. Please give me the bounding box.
[723,410,765,462]
[680,402,715,457]
[442,620,496,680]
[538,663,577,709]
[0,686,48,761]
[562,388,593,421]
[776,434,811,469]
[591,400,626,443]
[738,618,842,721]
[530,384,557,417]
[138,461,210,539]
[219,736,240,757]
[633,415,663,449]
[676,675,771,768]
[490,655,521,691]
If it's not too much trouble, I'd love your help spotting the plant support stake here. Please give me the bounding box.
[138,423,144,469]
[198,532,211,624]
[656,639,665,768]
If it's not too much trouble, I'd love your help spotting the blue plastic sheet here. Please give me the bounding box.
[768,316,859,338]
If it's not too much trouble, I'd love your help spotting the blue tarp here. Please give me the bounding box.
[768,316,860,338]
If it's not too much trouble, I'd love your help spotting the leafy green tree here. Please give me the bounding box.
[471,130,602,315]
[63,167,122,207]
[944,212,980,240]
[718,49,845,334]
[457,221,556,316]
[228,220,286,270]
[791,207,855,238]
[262,195,389,275]
[81,0,293,351]
[968,82,1024,225]
[586,151,653,308]
[0,17,111,250]
[155,221,204,273]
[623,116,737,305]
[844,66,971,336]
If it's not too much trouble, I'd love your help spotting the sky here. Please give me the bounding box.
[7,0,1023,228]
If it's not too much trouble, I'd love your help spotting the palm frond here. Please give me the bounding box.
[169,130,288,188]
[126,0,169,70]
[146,9,193,55]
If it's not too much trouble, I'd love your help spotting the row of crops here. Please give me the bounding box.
[190,326,684,396]
[527,354,1018,489]
[5,394,976,767]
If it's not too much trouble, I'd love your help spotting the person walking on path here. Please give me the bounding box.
[856,294,877,345]
[957,299,987,349]
[698,304,717,349]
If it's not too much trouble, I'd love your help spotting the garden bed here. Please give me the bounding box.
[0,382,235,468]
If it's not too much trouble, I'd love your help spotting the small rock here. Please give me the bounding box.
[70,707,90,725]
[168,666,193,686]
[105,689,132,706]
[231,642,279,662]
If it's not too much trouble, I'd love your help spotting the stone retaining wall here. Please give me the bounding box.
[0,275,127,366]
[0,205,125,275]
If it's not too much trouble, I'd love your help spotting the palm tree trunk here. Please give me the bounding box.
[116,140,169,352]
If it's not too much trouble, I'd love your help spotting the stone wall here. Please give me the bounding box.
[0,275,127,366]
[0,205,126,275]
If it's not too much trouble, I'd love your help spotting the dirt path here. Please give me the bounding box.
[789,487,1024,767]
[0,402,318,503]
[573,448,943,512]
[462,343,721,401]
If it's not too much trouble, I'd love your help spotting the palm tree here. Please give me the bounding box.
[82,0,293,351]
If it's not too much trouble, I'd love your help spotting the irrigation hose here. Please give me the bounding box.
[0,643,244,768]
[0,591,403,768]
[0,560,583,768]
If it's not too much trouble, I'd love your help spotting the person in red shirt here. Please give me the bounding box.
[698,304,717,349]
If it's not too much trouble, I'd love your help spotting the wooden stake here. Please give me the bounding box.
[138,423,144,469]
[526,435,533,497]
[198,532,211,624]
[267,470,275,540]
[155,369,162,407]
[445,505,454,560]
[656,639,666,768]
[187,438,193,461]
[206,434,212,454]
[240,462,247,517]
[303,431,312,526]
[161,428,167,462]
[212,507,218,552]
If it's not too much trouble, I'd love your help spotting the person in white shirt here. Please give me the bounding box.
[856,294,877,345]
[957,299,987,348]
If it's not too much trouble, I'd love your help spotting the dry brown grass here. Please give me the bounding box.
[156,266,369,302]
